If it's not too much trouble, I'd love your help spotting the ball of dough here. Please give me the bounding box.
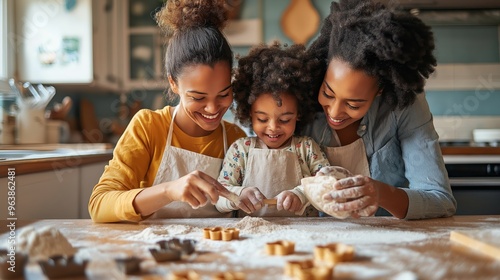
[302,166,353,219]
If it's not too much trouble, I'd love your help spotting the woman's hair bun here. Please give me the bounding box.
[156,0,229,33]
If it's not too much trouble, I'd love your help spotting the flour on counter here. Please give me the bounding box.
[228,216,286,234]
[16,226,76,260]
[123,224,197,242]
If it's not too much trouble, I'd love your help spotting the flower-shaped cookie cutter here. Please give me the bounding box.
[285,259,333,280]
[203,227,240,241]
[38,254,88,279]
[314,243,355,265]
[169,270,200,280]
[0,249,28,279]
[115,256,143,275]
[265,240,295,255]
[212,271,246,279]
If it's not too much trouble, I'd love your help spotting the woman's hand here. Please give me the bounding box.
[322,175,379,218]
[276,191,303,212]
[166,170,223,209]
[236,187,265,214]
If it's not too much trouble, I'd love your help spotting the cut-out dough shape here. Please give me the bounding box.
[203,227,240,241]
[169,270,200,280]
[265,240,295,255]
[285,259,333,280]
[212,271,246,280]
[314,243,355,265]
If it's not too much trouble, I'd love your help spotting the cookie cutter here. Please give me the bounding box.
[162,238,197,255]
[265,240,295,255]
[314,243,354,265]
[203,227,240,241]
[115,256,143,275]
[285,259,333,280]
[150,238,196,262]
[0,249,28,279]
[212,271,246,280]
[169,270,200,280]
[38,254,88,279]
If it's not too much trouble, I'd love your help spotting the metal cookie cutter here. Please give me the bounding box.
[115,256,143,275]
[203,227,240,241]
[149,238,196,262]
[0,249,28,279]
[38,254,88,279]
[265,240,296,255]
[314,243,355,265]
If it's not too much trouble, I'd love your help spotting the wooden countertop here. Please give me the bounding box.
[0,143,113,177]
[441,146,500,155]
[1,216,499,279]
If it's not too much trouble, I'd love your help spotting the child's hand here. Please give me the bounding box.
[276,191,303,212]
[237,187,265,214]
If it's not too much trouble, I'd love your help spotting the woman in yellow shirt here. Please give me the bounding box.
[88,0,246,222]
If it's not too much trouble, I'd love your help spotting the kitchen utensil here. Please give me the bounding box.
[280,0,320,44]
[450,230,500,261]
[263,199,277,205]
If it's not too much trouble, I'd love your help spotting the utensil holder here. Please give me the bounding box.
[16,108,46,144]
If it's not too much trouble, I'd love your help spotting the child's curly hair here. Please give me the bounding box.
[233,41,323,134]
[307,0,437,110]
[155,0,232,102]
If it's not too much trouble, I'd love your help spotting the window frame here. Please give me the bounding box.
[0,0,15,94]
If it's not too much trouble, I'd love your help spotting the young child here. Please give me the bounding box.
[216,42,330,217]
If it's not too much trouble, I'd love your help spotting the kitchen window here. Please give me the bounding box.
[0,0,14,94]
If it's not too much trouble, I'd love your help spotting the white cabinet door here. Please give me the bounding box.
[92,0,124,91]
[15,0,93,83]
[0,167,80,219]
[79,161,106,219]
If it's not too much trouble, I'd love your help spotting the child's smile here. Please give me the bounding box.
[250,93,298,149]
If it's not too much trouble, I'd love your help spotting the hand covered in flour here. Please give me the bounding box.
[276,191,303,212]
[236,187,265,214]
[322,175,379,218]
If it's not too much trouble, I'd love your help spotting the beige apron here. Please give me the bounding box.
[323,133,370,177]
[239,137,311,217]
[151,106,230,218]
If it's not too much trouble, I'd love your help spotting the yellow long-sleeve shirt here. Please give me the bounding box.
[88,106,246,222]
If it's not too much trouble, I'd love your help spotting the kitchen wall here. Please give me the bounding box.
[49,0,499,143]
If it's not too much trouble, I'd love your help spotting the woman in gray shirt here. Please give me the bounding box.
[303,0,456,219]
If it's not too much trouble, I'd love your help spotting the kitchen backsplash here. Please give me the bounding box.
[434,116,500,141]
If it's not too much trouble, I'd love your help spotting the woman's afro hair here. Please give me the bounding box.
[307,0,437,110]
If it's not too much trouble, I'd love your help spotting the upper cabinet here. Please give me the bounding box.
[92,0,124,91]
[15,0,94,84]
[120,0,167,91]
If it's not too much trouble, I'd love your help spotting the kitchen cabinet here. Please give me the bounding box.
[15,0,94,84]
[0,166,80,219]
[14,0,124,91]
[79,161,106,219]
[91,0,124,91]
[119,0,168,91]
[0,160,108,220]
